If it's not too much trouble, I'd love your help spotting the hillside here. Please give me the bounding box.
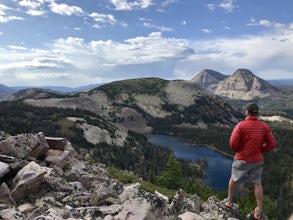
[22,77,243,134]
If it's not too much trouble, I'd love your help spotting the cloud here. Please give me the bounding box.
[0,3,24,23]
[201,28,212,34]
[89,12,117,25]
[207,0,238,12]
[49,2,83,16]
[247,17,286,29]
[18,0,84,16]
[18,0,47,16]
[1,26,293,87]
[8,45,27,50]
[174,28,293,80]
[143,22,172,32]
[161,0,178,7]
[111,0,154,10]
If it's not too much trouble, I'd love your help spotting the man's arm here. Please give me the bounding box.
[230,123,241,152]
[261,125,276,152]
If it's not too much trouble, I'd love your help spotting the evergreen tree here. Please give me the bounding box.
[156,154,183,189]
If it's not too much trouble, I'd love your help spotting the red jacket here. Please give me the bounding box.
[230,116,276,162]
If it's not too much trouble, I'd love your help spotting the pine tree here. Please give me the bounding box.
[156,154,183,189]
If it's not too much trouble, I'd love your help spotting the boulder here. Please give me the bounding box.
[0,182,15,206]
[0,161,10,178]
[11,161,48,200]
[178,211,205,220]
[0,140,16,156]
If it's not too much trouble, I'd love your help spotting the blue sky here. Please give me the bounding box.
[0,0,293,87]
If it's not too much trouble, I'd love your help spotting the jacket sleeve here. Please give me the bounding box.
[261,125,276,152]
[230,123,241,152]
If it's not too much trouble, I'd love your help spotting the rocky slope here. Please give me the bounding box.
[0,131,244,220]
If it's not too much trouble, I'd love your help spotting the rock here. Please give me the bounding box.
[44,149,71,168]
[0,208,24,220]
[0,140,16,156]
[178,211,205,220]
[200,196,242,220]
[0,161,10,178]
[114,198,167,220]
[11,161,48,200]
[17,203,35,214]
[89,184,120,206]
[5,132,49,159]
[0,182,15,206]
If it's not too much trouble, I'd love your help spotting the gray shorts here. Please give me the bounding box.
[231,159,264,184]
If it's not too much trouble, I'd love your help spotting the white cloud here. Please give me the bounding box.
[207,0,238,12]
[26,9,46,16]
[143,22,172,32]
[247,18,286,29]
[8,45,27,50]
[0,3,24,23]
[1,26,293,87]
[89,12,117,25]
[49,2,83,16]
[19,0,43,9]
[111,0,154,10]
[202,28,212,34]
[0,15,24,23]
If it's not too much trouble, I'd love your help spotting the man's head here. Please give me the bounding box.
[245,102,259,116]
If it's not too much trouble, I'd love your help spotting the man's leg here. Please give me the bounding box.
[228,177,237,201]
[254,183,263,211]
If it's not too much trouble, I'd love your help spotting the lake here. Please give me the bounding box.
[145,133,233,191]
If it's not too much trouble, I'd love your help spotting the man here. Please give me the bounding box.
[224,102,276,220]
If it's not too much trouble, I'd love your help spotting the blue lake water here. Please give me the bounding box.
[145,133,233,191]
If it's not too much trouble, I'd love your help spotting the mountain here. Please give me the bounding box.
[192,69,282,100]
[1,88,68,101]
[0,83,102,96]
[18,77,242,134]
[0,84,16,94]
[190,69,229,91]
[268,79,293,86]
[213,69,281,100]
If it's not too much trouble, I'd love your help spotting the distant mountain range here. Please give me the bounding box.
[0,69,292,96]
[0,83,102,94]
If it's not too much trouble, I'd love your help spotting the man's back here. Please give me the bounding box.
[230,115,276,162]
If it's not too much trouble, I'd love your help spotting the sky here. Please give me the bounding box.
[0,0,293,87]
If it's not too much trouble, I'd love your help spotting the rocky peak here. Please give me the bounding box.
[0,131,244,220]
[214,69,281,100]
[190,69,228,91]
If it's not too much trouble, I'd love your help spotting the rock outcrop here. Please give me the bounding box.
[0,131,243,220]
